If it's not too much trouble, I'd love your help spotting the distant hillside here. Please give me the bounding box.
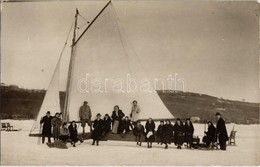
[0,85,259,124]
[157,90,259,124]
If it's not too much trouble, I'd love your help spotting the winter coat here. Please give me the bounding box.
[204,124,216,144]
[184,123,194,143]
[111,110,125,133]
[162,124,174,144]
[130,105,141,122]
[40,115,53,136]
[92,119,104,140]
[79,105,92,120]
[121,119,133,133]
[68,124,79,142]
[145,120,156,142]
[103,116,112,134]
[133,124,145,137]
[173,123,185,145]
[216,117,228,142]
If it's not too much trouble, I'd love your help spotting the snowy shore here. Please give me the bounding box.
[1,120,259,165]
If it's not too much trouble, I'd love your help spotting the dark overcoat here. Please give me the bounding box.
[40,115,53,136]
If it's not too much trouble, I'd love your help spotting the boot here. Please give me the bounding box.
[96,141,99,146]
[92,140,95,145]
[165,144,168,149]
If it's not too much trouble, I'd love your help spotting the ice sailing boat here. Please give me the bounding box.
[30,1,174,138]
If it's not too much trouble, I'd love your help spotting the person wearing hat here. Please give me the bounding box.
[92,113,103,146]
[215,112,228,150]
[79,101,92,135]
[40,111,53,143]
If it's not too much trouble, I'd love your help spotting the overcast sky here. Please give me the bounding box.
[1,0,259,102]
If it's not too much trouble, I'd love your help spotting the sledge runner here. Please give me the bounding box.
[173,118,185,149]
[79,101,92,135]
[51,112,62,141]
[133,121,145,146]
[111,105,125,134]
[92,113,103,146]
[156,120,164,144]
[184,118,194,148]
[130,100,140,126]
[162,120,173,149]
[203,121,216,148]
[120,116,133,137]
[145,118,155,148]
[40,111,53,143]
[68,121,83,147]
[215,112,228,150]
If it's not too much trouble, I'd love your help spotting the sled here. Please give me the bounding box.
[228,130,237,145]
[46,140,68,149]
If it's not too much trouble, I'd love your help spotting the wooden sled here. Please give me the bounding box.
[46,140,68,149]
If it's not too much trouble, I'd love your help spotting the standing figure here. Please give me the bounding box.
[156,120,164,144]
[162,120,173,149]
[121,116,133,137]
[92,113,103,146]
[51,113,62,141]
[40,111,53,143]
[173,118,185,149]
[79,101,92,135]
[111,105,125,134]
[133,121,145,146]
[102,114,112,137]
[145,118,155,148]
[130,100,141,126]
[68,121,83,147]
[59,122,70,144]
[203,121,216,148]
[184,118,194,148]
[215,112,228,150]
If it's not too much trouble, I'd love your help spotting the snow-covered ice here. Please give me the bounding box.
[1,120,259,165]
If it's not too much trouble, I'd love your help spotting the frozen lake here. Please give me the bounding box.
[1,120,259,165]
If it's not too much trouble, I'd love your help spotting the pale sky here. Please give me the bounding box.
[1,0,259,103]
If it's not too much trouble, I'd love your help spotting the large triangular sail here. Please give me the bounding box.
[29,56,61,135]
[65,2,173,121]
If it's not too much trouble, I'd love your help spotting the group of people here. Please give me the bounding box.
[41,99,229,150]
[40,112,83,147]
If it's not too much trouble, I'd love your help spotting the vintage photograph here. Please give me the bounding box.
[1,0,259,165]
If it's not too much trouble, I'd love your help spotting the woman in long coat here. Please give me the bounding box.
[68,121,83,147]
[184,118,194,148]
[203,121,216,147]
[51,113,62,141]
[216,112,228,150]
[111,105,125,134]
[145,118,156,148]
[173,118,185,149]
[102,114,112,137]
[162,120,173,149]
[40,111,53,143]
[156,120,164,144]
[92,113,103,146]
[130,100,141,126]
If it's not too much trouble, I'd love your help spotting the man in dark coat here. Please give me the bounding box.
[215,112,228,150]
[102,114,112,137]
[121,116,133,137]
[92,113,103,146]
[40,111,53,143]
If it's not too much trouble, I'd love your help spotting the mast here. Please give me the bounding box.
[63,9,79,122]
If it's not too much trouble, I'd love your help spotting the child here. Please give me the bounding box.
[92,113,103,146]
[133,121,144,146]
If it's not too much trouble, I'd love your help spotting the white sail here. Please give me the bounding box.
[66,3,173,121]
[30,57,61,135]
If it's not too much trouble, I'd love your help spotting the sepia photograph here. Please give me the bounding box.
[1,0,259,165]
